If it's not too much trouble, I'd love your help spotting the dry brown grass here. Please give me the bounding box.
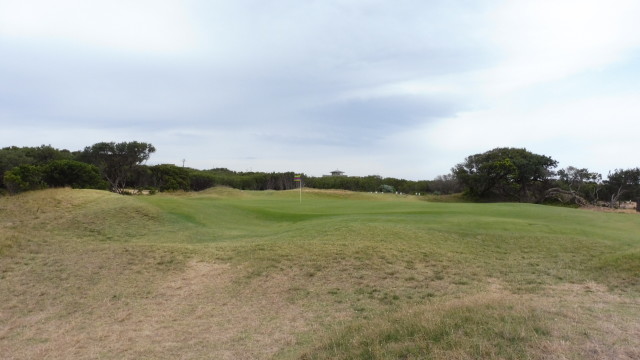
[580,205,638,214]
[0,187,323,359]
[530,282,640,360]
[1,250,313,359]
[2,248,639,359]
[2,189,639,359]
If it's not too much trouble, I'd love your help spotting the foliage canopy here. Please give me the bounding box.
[80,141,156,193]
[453,147,558,202]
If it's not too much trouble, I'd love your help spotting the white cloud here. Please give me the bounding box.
[2,0,640,180]
[0,0,199,54]
[480,0,640,95]
[423,91,640,175]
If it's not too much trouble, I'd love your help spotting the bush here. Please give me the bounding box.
[379,184,396,193]
[149,164,190,192]
[43,160,107,189]
[4,165,45,194]
[189,173,216,191]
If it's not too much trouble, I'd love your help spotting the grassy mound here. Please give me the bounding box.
[1,188,639,359]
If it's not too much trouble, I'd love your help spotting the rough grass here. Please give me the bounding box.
[1,187,639,359]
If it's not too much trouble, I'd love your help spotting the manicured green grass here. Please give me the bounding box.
[1,187,639,359]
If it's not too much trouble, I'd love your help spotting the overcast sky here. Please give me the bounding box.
[1,0,639,180]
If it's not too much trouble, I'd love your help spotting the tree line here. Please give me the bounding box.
[0,142,430,195]
[2,142,638,208]
[451,147,640,208]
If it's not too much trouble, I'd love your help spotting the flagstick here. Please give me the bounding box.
[294,174,302,203]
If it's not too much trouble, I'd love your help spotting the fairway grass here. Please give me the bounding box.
[1,188,639,359]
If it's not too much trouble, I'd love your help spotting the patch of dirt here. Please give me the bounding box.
[96,260,312,359]
[580,205,638,214]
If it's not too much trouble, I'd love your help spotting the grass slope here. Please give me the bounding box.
[1,188,639,359]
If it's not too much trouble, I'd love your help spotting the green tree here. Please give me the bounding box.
[25,145,73,164]
[189,172,217,191]
[0,147,33,188]
[379,184,395,193]
[0,145,74,189]
[149,164,190,191]
[453,147,557,202]
[430,174,461,195]
[553,166,602,204]
[43,160,106,189]
[81,141,156,194]
[3,164,45,194]
[603,168,640,207]
[556,167,600,193]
